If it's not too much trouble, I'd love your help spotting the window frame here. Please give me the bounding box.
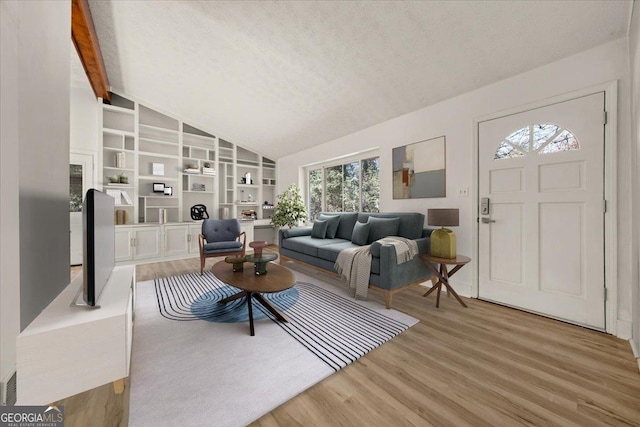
[305,152,380,219]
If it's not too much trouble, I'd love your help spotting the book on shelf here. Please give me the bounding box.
[202,167,216,175]
[105,189,122,205]
[184,168,200,174]
[121,191,133,205]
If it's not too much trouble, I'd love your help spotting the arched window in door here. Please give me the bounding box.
[494,124,580,160]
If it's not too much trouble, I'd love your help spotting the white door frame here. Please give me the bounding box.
[472,81,618,335]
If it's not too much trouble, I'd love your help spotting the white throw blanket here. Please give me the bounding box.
[335,236,419,300]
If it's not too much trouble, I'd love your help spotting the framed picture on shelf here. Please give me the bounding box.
[153,183,165,193]
[163,186,173,196]
[152,162,165,176]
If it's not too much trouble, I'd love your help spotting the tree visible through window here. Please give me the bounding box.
[494,124,580,160]
[307,156,380,219]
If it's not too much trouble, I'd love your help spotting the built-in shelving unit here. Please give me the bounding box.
[99,93,277,225]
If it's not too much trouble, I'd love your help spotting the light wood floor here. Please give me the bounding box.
[64,250,640,426]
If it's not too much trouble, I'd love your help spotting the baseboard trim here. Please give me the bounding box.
[616,319,632,339]
[1,367,17,406]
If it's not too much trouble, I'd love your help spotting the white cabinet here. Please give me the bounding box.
[188,224,202,254]
[17,265,135,405]
[115,227,134,262]
[240,221,255,253]
[133,227,162,260]
[164,224,190,257]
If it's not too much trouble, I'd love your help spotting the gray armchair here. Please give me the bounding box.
[199,219,246,275]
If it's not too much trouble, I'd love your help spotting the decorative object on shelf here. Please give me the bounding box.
[116,152,126,169]
[270,184,307,228]
[224,255,246,272]
[119,173,128,184]
[428,208,459,259]
[108,175,119,183]
[163,186,173,196]
[190,204,209,220]
[158,208,168,224]
[202,166,216,176]
[220,207,230,219]
[393,135,446,199]
[153,183,165,193]
[191,183,206,191]
[240,209,256,220]
[115,209,129,225]
[152,162,165,176]
[247,194,254,203]
[184,163,200,174]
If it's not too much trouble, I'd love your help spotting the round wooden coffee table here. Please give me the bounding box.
[211,261,295,336]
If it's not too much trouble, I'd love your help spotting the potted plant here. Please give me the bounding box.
[270,184,307,228]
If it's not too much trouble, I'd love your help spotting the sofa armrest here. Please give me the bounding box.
[422,227,437,238]
[414,237,431,254]
[278,227,312,247]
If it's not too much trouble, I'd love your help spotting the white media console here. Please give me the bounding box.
[16,265,135,405]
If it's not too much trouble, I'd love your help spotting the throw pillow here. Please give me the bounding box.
[311,220,328,239]
[318,214,340,239]
[366,216,400,244]
[351,222,370,246]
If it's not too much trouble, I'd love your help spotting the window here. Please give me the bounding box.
[494,124,580,160]
[307,156,380,219]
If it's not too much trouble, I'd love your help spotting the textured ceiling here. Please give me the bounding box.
[88,0,630,160]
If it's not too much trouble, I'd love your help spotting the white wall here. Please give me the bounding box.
[70,51,100,189]
[0,0,21,389]
[71,86,100,153]
[278,38,634,335]
[628,2,640,356]
[0,2,71,386]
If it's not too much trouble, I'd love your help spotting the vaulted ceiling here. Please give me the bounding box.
[88,0,631,160]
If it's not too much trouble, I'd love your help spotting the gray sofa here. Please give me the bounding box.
[279,212,436,308]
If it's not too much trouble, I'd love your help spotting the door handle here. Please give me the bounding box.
[481,217,496,224]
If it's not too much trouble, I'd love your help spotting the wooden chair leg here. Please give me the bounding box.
[200,256,205,275]
[384,290,393,309]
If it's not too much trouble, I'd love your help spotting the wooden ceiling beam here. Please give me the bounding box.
[71,0,110,101]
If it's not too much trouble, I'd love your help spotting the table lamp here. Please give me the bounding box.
[428,208,459,259]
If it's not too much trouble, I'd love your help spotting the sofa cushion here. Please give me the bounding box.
[282,236,348,257]
[318,214,340,239]
[317,241,361,262]
[366,216,400,244]
[358,212,425,239]
[320,212,359,240]
[282,227,312,238]
[311,220,328,239]
[351,222,370,246]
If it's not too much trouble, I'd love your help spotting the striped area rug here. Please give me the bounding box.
[154,271,412,371]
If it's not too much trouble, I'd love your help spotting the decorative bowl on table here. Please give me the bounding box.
[224,255,246,272]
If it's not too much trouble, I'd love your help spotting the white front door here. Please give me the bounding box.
[478,93,605,329]
[70,153,94,265]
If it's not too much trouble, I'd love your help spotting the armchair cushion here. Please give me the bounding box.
[203,240,243,254]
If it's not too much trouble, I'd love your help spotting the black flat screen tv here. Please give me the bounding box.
[83,189,115,306]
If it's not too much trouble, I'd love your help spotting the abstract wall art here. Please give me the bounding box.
[392,135,446,199]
